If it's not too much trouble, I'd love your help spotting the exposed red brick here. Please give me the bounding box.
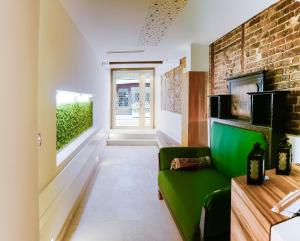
[270,24,286,35]
[295,105,300,112]
[292,72,300,79]
[248,16,261,27]
[288,120,300,129]
[275,0,293,11]
[278,12,294,24]
[289,112,300,120]
[210,0,300,134]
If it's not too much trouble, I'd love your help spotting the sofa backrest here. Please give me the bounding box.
[211,122,268,178]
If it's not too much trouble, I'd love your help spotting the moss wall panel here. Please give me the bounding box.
[56,101,93,150]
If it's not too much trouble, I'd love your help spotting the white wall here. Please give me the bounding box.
[155,60,182,142]
[191,43,210,72]
[38,0,107,240]
[98,64,111,130]
[0,1,39,241]
[38,0,102,191]
[186,43,210,72]
[158,110,182,142]
[287,135,300,164]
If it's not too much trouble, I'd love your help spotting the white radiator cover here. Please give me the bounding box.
[39,130,107,241]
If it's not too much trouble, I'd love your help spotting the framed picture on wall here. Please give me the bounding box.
[227,71,265,119]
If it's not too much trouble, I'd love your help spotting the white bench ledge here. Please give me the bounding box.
[56,128,98,166]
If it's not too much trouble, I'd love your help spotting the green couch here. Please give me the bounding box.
[158,122,267,241]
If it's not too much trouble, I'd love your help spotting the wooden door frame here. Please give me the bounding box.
[110,68,155,129]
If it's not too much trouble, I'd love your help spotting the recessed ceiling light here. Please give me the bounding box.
[106,50,145,54]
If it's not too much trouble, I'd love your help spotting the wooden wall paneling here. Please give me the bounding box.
[181,71,208,147]
[188,72,208,146]
[181,71,189,146]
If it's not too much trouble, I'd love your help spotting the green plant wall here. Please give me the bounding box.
[56,101,93,150]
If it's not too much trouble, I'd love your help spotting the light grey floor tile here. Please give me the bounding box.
[64,146,182,241]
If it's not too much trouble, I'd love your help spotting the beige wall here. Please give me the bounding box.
[186,43,209,72]
[38,0,101,191]
[0,1,39,241]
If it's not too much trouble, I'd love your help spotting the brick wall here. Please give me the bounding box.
[161,58,185,114]
[209,0,300,134]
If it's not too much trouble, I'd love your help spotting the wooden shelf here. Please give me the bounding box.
[248,90,289,129]
[209,94,231,119]
[231,164,300,241]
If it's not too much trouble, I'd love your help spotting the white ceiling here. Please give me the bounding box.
[60,0,277,62]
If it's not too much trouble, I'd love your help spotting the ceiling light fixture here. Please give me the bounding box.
[106,50,145,54]
[138,0,188,46]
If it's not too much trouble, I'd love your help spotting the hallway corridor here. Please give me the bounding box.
[64,146,182,241]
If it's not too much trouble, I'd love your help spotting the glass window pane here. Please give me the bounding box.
[112,69,153,128]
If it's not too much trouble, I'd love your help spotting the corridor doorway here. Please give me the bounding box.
[111,68,154,129]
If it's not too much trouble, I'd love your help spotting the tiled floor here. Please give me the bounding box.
[64,146,182,241]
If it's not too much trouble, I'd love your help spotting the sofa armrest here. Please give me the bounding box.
[159,147,211,171]
[200,187,231,241]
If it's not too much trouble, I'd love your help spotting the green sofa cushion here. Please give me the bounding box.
[158,168,230,241]
[211,122,267,178]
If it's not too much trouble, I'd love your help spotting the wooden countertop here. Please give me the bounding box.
[231,164,300,241]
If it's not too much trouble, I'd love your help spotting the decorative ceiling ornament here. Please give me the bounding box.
[138,0,188,46]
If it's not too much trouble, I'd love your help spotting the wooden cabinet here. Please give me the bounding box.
[181,71,208,147]
[231,165,300,241]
